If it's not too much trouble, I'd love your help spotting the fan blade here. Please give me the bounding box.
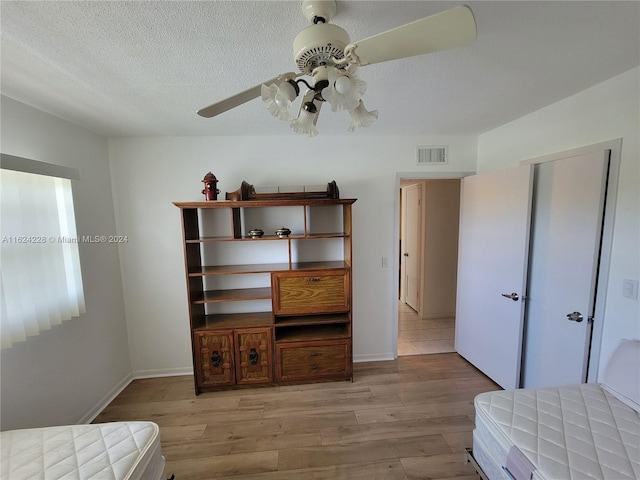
[346,5,476,66]
[197,73,297,118]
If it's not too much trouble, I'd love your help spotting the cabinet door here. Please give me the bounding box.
[194,331,235,386]
[272,270,349,315]
[276,340,351,381]
[235,328,273,384]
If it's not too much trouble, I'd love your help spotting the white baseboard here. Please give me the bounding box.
[79,372,133,425]
[354,353,395,363]
[132,366,194,379]
[81,368,193,424]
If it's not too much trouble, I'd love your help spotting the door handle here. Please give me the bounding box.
[403,253,409,257]
[501,292,519,301]
[566,311,584,322]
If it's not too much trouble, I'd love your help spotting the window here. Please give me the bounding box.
[1,155,85,348]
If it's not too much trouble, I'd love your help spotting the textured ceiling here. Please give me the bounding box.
[1,1,638,137]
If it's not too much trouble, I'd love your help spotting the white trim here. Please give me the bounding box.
[354,353,395,363]
[519,138,621,383]
[82,368,194,424]
[392,171,476,359]
[79,372,134,425]
[132,367,194,379]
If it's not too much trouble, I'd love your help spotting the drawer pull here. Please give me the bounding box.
[310,352,320,357]
[211,351,221,367]
[309,364,319,370]
[249,348,259,365]
[306,277,321,282]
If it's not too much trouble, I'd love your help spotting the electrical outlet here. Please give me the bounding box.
[623,279,639,299]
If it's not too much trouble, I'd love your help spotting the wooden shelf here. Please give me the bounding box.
[176,196,355,394]
[193,287,271,304]
[186,233,349,243]
[290,261,348,270]
[274,314,350,327]
[189,263,291,276]
[188,261,349,276]
[193,312,273,330]
[275,324,351,343]
[174,199,356,209]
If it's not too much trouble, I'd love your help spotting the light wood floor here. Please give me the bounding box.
[94,353,499,480]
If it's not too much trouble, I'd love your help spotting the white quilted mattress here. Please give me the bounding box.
[473,383,640,480]
[1,421,165,480]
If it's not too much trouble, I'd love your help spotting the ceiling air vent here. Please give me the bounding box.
[417,146,448,165]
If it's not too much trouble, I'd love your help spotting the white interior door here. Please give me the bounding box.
[522,150,609,388]
[455,165,533,390]
[401,184,422,311]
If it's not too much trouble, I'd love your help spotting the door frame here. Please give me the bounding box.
[392,171,475,359]
[519,138,621,382]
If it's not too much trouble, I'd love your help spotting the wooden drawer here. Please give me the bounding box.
[235,328,273,384]
[272,270,349,315]
[194,331,235,386]
[276,340,351,382]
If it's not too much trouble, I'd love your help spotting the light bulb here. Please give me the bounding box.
[334,76,352,95]
[322,66,366,113]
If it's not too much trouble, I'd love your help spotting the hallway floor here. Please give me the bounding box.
[398,303,456,356]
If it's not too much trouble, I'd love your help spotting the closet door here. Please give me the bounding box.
[455,165,533,390]
[521,150,609,388]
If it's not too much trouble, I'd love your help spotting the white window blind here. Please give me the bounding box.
[1,167,85,348]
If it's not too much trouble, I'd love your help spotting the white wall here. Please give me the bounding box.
[108,135,477,375]
[477,67,640,380]
[0,96,131,430]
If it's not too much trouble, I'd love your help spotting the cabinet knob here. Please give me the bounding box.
[310,352,320,357]
[309,364,319,370]
[306,277,321,282]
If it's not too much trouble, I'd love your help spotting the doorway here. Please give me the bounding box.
[397,176,465,356]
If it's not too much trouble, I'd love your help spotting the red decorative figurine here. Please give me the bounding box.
[201,172,220,201]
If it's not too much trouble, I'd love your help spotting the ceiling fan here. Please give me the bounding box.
[197,1,477,136]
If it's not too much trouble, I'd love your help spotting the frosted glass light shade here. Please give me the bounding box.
[261,82,295,121]
[322,66,367,113]
[275,81,297,107]
[290,102,319,137]
[348,100,379,132]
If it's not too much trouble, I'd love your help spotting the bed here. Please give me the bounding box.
[467,339,640,480]
[1,421,166,480]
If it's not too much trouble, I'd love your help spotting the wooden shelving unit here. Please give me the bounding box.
[175,198,356,394]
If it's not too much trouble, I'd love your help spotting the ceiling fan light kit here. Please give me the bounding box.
[197,1,477,136]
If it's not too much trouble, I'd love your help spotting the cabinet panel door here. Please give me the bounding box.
[276,341,350,381]
[194,331,235,386]
[272,270,349,315]
[235,328,273,384]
